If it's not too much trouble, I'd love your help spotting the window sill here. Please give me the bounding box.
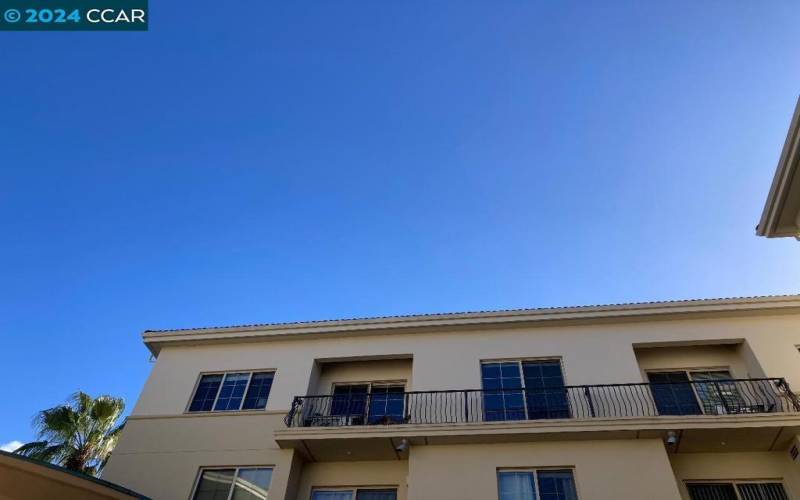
[127,410,287,420]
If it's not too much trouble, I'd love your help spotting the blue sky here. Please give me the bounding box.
[1,1,799,448]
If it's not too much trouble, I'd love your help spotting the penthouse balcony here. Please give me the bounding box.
[275,378,800,461]
[284,378,799,428]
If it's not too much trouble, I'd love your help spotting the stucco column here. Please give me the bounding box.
[265,449,304,500]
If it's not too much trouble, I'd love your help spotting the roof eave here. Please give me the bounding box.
[142,295,800,357]
[757,96,800,238]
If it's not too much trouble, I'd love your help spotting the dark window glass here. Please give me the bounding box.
[214,373,250,411]
[368,385,405,424]
[189,375,223,412]
[497,471,536,500]
[482,362,525,421]
[687,484,739,500]
[356,489,398,500]
[690,371,747,415]
[242,372,274,410]
[193,469,235,500]
[688,483,789,500]
[482,362,501,379]
[231,468,272,500]
[737,483,789,500]
[331,384,369,422]
[312,491,354,500]
[649,371,702,416]
[536,470,578,500]
[522,361,570,419]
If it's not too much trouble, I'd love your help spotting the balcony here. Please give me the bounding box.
[275,378,800,461]
[284,378,799,427]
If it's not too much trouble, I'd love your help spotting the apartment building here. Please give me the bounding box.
[103,295,800,500]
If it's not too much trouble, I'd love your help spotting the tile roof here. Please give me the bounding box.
[143,293,800,335]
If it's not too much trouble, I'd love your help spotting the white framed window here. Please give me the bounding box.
[187,371,275,413]
[497,469,578,500]
[192,467,273,500]
[311,488,397,500]
[686,481,788,500]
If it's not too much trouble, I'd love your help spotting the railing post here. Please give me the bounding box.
[285,396,300,427]
[583,386,596,418]
[778,378,800,412]
[463,390,469,422]
[713,381,730,414]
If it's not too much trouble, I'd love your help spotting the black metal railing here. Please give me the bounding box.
[283,378,800,428]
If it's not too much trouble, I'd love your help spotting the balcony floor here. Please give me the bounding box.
[274,412,800,461]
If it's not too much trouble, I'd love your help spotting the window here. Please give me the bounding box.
[648,371,701,416]
[190,374,225,412]
[482,360,568,421]
[311,488,397,500]
[522,361,570,419]
[482,362,525,421]
[188,372,274,413]
[192,467,273,500]
[242,372,274,410]
[498,470,578,500]
[690,371,745,414]
[215,373,251,411]
[687,482,788,500]
[328,383,405,425]
[331,384,370,420]
[367,385,405,424]
[648,370,746,416]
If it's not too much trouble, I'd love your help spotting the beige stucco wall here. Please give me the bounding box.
[295,460,408,500]
[0,456,140,500]
[634,343,759,380]
[129,313,800,418]
[103,414,298,500]
[104,311,800,499]
[407,440,682,500]
[313,359,413,395]
[0,468,122,500]
[670,450,800,499]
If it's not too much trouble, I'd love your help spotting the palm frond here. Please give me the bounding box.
[15,392,126,476]
[14,441,73,464]
[70,392,94,415]
[13,440,49,457]
[37,406,79,442]
[91,396,124,420]
[90,396,125,433]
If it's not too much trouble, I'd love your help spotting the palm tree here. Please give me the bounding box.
[14,392,125,476]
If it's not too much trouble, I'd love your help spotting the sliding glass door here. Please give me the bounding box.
[649,371,702,416]
[482,362,526,421]
[522,360,570,419]
[690,371,744,414]
[649,370,745,416]
[367,385,405,424]
[330,384,369,423]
